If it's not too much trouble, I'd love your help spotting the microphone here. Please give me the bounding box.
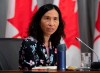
[57,44,66,71]
[76,37,100,70]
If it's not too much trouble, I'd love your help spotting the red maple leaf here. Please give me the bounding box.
[7,0,38,38]
[59,0,80,48]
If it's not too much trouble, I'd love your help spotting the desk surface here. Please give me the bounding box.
[0,70,100,73]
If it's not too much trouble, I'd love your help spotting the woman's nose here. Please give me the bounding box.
[48,20,54,26]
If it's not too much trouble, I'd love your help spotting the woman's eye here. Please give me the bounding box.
[54,17,58,20]
[54,18,57,20]
[45,17,49,20]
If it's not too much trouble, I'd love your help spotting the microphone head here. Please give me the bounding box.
[75,37,81,42]
[75,37,78,40]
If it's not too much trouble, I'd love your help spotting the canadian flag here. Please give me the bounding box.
[5,0,38,38]
[53,0,81,67]
[93,0,100,62]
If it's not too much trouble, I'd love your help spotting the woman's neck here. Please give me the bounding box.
[44,35,50,48]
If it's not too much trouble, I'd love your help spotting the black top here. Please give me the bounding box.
[19,36,57,70]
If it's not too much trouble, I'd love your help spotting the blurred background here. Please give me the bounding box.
[0,0,98,52]
[0,0,99,70]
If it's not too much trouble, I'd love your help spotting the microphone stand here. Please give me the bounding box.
[76,37,100,70]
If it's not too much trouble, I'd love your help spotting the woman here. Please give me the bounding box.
[19,4,65,70]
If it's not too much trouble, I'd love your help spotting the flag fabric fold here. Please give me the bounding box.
[5,0,38,38]
[93,0,100,62]
[53,0,81,67]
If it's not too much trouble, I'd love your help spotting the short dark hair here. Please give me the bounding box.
[28,4,65,47]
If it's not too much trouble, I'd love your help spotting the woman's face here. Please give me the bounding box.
[40,9,59,36]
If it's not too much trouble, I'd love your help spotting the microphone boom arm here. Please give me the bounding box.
[76,37,100,62]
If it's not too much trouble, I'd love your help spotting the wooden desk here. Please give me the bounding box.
[0,70,100,73]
